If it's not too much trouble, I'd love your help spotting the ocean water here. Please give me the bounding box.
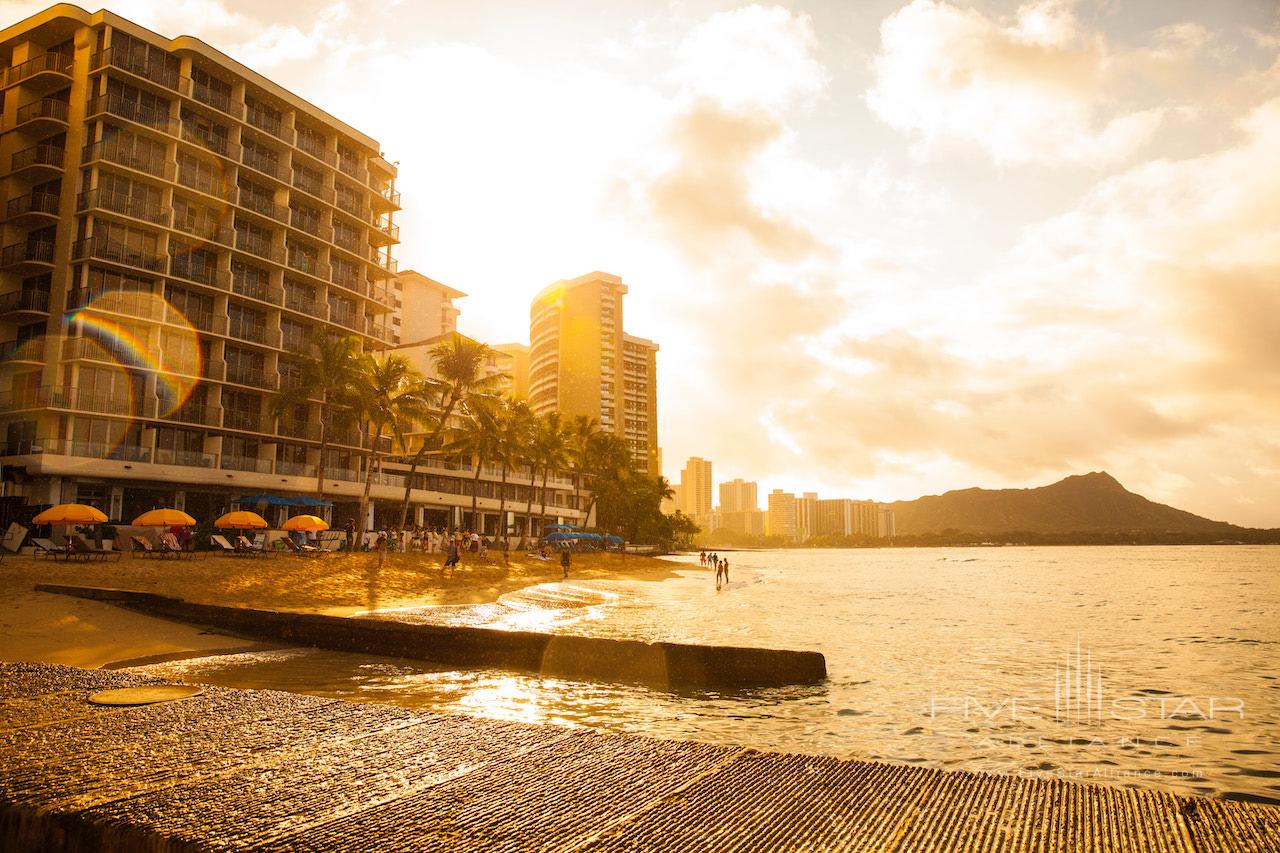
[138,546,1280,803]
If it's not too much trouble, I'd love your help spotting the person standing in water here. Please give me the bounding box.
[721,557,729,585]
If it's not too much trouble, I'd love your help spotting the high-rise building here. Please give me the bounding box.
[395,270,460,345]
[796,491,818,541]
[0,7,588,537]
[719,478,757,514]
[679,456,712,519]
[528,271,659,474]
[814,498,881,537]
[492,342,529,398]
[767,489,797,540]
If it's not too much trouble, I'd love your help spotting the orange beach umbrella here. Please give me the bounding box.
[33,503,107,525]
[281,515,328,532]
[213,510,268,529]
[133,508,197,527]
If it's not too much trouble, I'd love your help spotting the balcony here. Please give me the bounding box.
[245,104,289,143]
[371,220,400,243]
[172,212,233,247]
[72,236,165,273]
[85,139,174,181]
[0,337,44,362]
[368,251,398,274]
[3,52,72,90]
[295,133,335,166]
[180,122,239,160]
[93,47,180,91]
[291,171,334,205]
[334,194,369,223]
[287,250,328,281]
[5,191,60,222]
[231,277,282,305]
[283,289,323,317]
[289,212,332,242]
[365,320,395,344]
[281,329,308,352]
[14,97,69,133]
[237,188,289,224]
[161,403,222,428]
[233,230,284,264]
[170,256,230,290]
[221,452,272,472]
[371,184,401,209]
[0,289,50,317]
[333,231,362,255]
[168,307,228,336]
[154,447,218,468]
[241,147,288,182]
[87,93,179,137]
[329,268,366,296]
[78,187,171,226]
[180,76,243,119]
[337,157,369,185]
[367,286,396,311]
[274,459,315,477]
[329,309,360,333]
[277,418,321,442]
[0,241,55,270]
[11,143,65,174]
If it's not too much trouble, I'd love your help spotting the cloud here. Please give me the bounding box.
[865,0,1167,165]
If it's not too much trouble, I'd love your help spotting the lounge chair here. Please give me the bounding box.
[159,532,192,559]
[69,538,112,562]
[210,534,240,555]
[236,535,267,556]
[31,538,68,559]
[131,535,161,557]
[281,537,323,557]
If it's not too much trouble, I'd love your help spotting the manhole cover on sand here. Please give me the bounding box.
[87,685,205,706]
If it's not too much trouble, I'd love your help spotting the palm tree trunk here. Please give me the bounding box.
[497,459,508,539]
[315,415,329,501]
[523,462,537,546]
[469,455,481,531]
[358,420,379,532]
[538,468,550,531]
[397,394,459,529]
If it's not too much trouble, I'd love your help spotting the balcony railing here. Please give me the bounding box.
[372,184,401,207]
[169,307,228,336]
[154,447,218,467]
[329,268,365,295]
[245,104,288,141]
[221,453,272,472]
[237,188,289,223]
[170,255,229,289]
[0,241,55,268]
[281,330,308,352]
[4,52,72,88]
[15,97,69,126]
[287,251,327,280]
[369,251,398,274]
[202,359,226,381]
[85,139,174,181]
[5,191,60,219]
[78,187,171,226]
[88,93,178,136]
[180,123,239,160]
[222,410,263,433]
[334,194,369,223]
[277,420,321,442]
[289,212,332,242]
[373,220,400,242]
[180,76,242,118]
[163,401,222,427]
[233,230,284,263]
[337,157,368,184]
[283,289,322,316]
[93,47,181,90]
[295,133,334,165]
[172,212,233,247]
[12,143,65,172]
[291,171,334,204]
[242,147,288,181]
[329,309,360,332]
[72,236,166,272]
[333,231,362,254]
[0,337,44,361]
[275,459,316,477]
[0,289,50,314]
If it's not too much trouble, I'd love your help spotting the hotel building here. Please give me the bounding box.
[766,489,797,540]
[678,455,713,520]
[0,6,585,534]
[528,271,660,475]
[719,478,757,514]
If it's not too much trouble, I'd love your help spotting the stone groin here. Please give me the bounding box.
[34,584,828,690]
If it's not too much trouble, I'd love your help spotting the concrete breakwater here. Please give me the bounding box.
[34,584,827,690]
[2,662,1276,852]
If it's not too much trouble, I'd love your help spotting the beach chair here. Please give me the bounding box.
[281,537,324,558]
[210,534,239,556]
[236,535,267,557]
[31,537,69,560]
[69,538,110,562]
[159,532,191,559]
[131,535,161,557]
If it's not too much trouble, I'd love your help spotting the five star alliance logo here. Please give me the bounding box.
[1054,638,1103,723]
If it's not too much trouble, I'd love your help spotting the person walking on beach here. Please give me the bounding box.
[344,518,356,552]
[715,557,723,590]
[700,550,707,567]
[720,557,729,585]
[561,548,571,579]
[443,536,460,573]
[376,532,388,569]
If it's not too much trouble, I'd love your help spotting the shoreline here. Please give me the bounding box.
[0,551,681,671]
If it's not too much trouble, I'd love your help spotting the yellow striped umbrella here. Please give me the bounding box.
[32,503,107,525]
[213,511,268,529]
[281,515,329,532]
[133,508,197,527]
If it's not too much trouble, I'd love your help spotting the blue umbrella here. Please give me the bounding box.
[545,523,578,531]
[605,535,623,544]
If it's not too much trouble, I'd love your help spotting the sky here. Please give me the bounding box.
[9,0,1279,525]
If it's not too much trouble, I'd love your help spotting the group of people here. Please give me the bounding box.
[699,550,730,589]
[344,519,519,571]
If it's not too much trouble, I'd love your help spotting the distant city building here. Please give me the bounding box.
[879,506,896,539]
[492,342,529,399]
[720,509,766,536]
[719,478,758,514]
[679,456,713,520]
[767,489,797,540]
[796,491,818,541]
[528,271,659,474]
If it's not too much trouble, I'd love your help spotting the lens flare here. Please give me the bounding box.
[68,291,201,417]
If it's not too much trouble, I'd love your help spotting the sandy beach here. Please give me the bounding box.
[0,550,677,670]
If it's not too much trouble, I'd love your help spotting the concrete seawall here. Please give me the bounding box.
[2,662,1275,851]
[34,584,827,690]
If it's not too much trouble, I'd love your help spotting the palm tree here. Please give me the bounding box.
[533,412,570,533]
[269,333,361,500]
[580,432,633,527]
[565,415,602,521]
[494,397,533,542]
[446,396,502,532]
[396,334,506,528]
[352,353,430,530]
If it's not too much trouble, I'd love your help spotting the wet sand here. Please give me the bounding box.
[0,550,677,670]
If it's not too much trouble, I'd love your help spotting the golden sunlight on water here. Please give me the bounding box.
[139,546,1280,805]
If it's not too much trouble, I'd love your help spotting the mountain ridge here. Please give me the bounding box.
[888,471,1253,535]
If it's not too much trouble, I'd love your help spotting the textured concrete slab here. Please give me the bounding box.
[0,663,1275,852]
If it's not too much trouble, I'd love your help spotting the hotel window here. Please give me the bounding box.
[181,107,229,154]
[223,434,259,461]
[228,304,265,341]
